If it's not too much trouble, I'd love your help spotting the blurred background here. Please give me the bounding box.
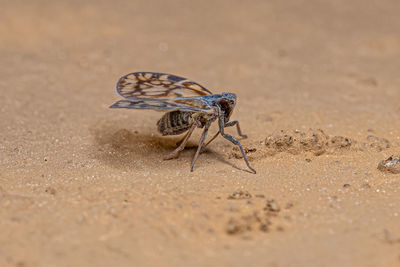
[2,0,400,135]
[1,0,400,266]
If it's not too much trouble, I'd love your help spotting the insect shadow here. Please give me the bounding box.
[89,121,248,172]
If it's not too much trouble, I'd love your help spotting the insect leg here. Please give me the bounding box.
[164,123,196,160]
[225,120,247,138]
[219,117,256,174]
[200,131,219,153]
[190,123,210,172]
[176,129,191,147]
[201,121,247,153]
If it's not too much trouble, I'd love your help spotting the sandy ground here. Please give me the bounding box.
[1,0,400,266]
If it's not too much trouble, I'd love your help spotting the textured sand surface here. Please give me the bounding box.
[1,0,400,266]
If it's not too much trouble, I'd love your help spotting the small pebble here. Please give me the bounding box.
[265,198,280,212]
[377,155,400,174]
[228,190,252,200]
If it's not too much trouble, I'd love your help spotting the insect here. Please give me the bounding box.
[109,72,256,174]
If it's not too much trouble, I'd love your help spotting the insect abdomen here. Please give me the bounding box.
[157,111,192,136]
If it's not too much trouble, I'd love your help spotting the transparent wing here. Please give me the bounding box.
[116,72,213,100]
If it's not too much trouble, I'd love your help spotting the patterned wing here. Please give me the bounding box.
[109,98,215,113]
[115,72,213,100]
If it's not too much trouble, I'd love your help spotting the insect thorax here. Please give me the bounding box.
[157,111,194,136]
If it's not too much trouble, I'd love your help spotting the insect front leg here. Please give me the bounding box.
[164,123,197,160]
[201,120,248,153]
[224,120,247,138]
[190,122,210,172]
[219,116,256,174]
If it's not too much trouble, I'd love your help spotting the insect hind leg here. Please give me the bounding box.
[176,129,191,147]
[164,123,196,160]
